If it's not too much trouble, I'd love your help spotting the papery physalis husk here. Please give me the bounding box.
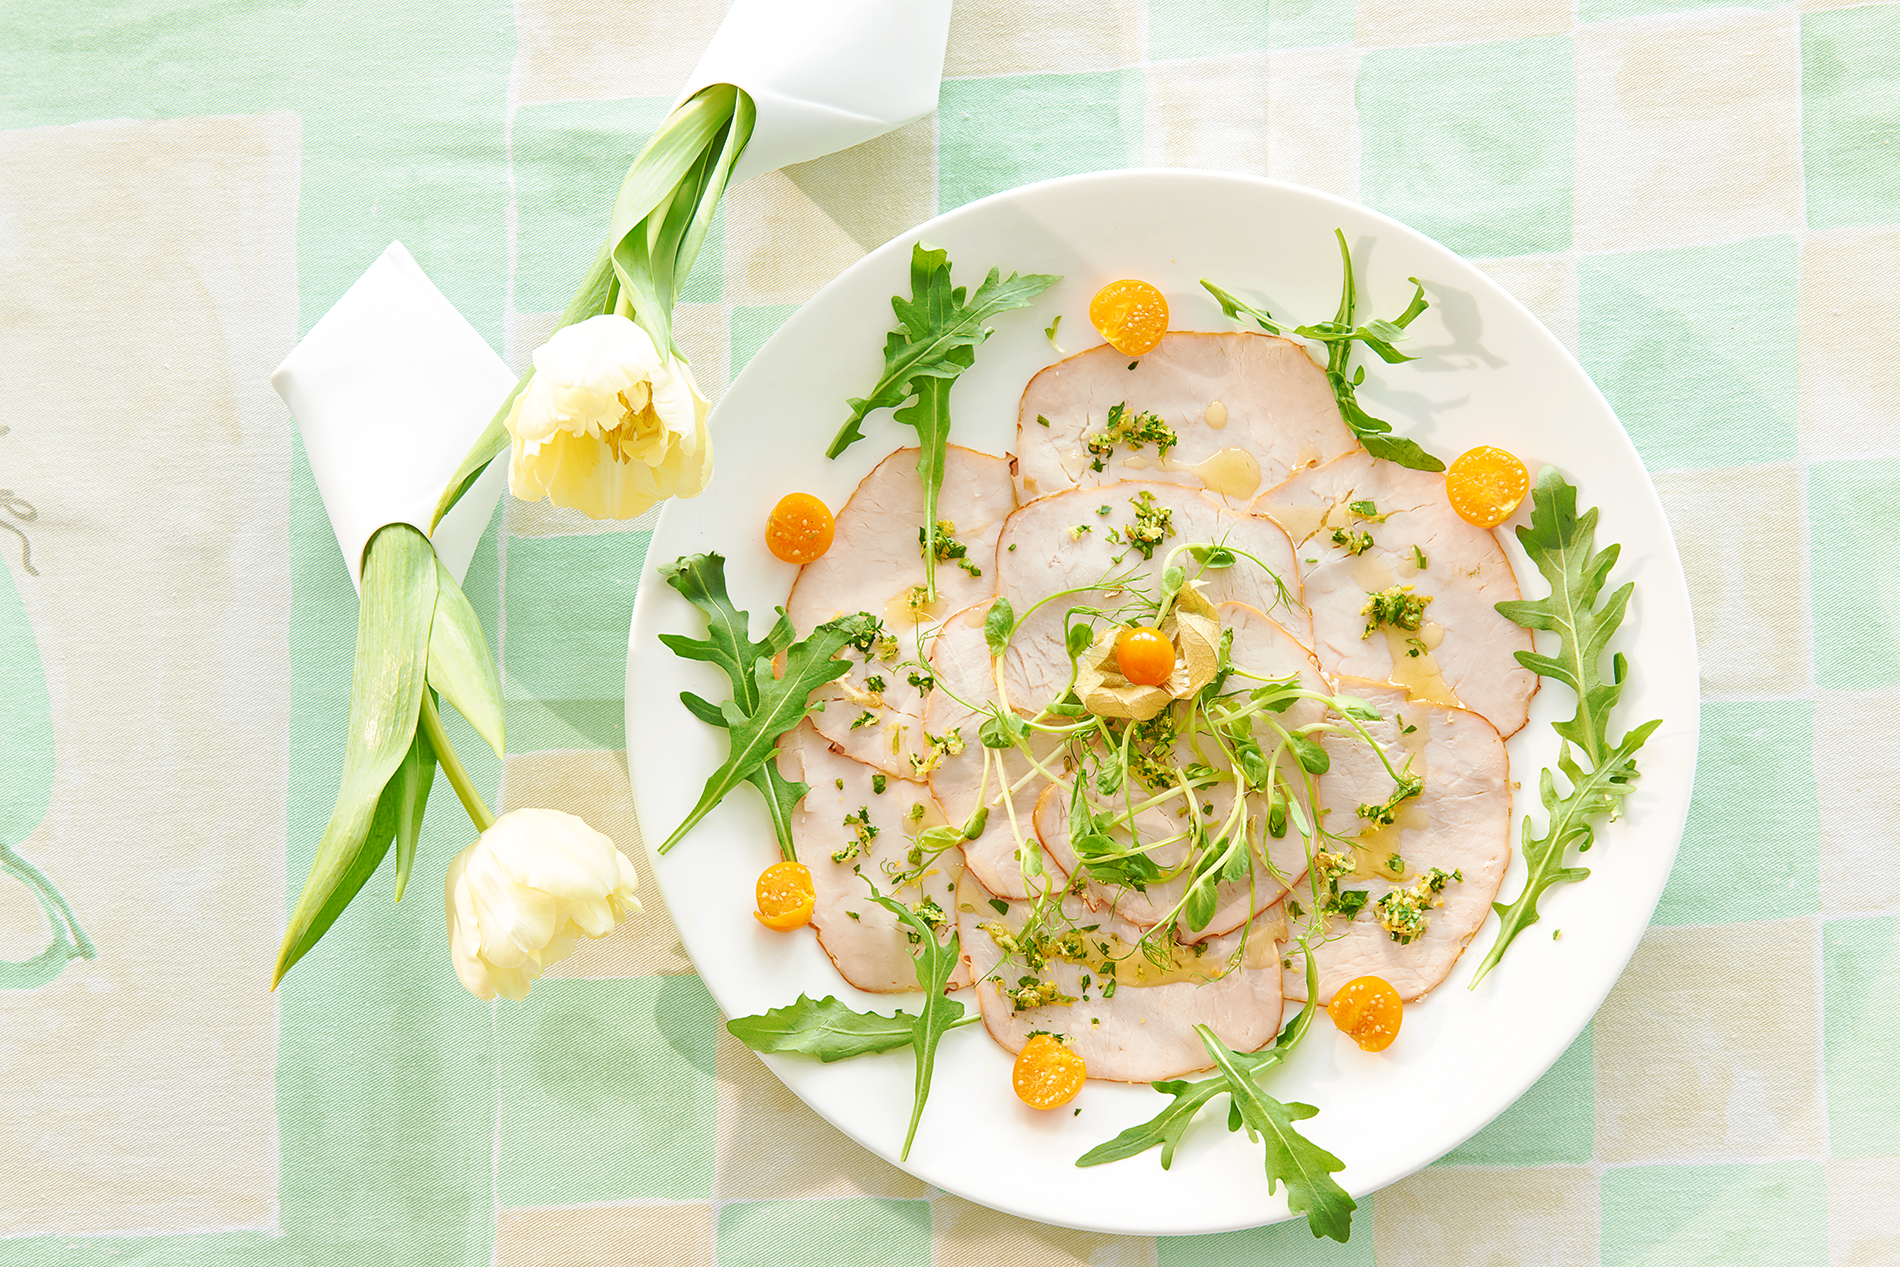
[1075,584,1221,721]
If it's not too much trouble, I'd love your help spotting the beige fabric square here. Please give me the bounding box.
[1374,1166,1598,1267]
[724,120,934,307]
[1266,49,1361,202]
[503,750,692,977]
[1575,12,1802,253]
[1801,228,1900,462]
[1146,54,1271,175]
[723,170,867,307]
[1816,690,1900,917]
[931,1195,1156,1267]
[781,118,935,256]
[714,1027,929,1201]
[515,0,726,105]
[1355,0,1570,48]
[945,0,1139,78]
[1650,465,1808,697]
[1474,256,1576,355]
[496,1202,714,1267]
[1594,922,1824,1164]
[1827,1156,1900,1267]
[0,112,298,1236]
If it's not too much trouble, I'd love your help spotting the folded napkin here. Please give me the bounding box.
[270,242,511,589]
[678,0,953,184]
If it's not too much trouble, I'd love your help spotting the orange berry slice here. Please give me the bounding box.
[1115,626,1174,686]
[1445,447,1530,528]
[765,492,836,564]
[1088,279,1169,357]
[1327,975,1403,1052]
[754,860,815,931]
[1012,1033,1087,1109]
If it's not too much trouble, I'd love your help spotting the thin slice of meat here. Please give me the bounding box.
[921,602,1075,899]
[1281,681,1510,1005]
[787,445,1016,775]
[1015,332,1356,505]
[1255,449,1537,737]
[994,482,1308,713]
[778,722,968,992]
[956,874,1287,1082]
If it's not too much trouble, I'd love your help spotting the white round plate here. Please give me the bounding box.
[625,170,1699,1237]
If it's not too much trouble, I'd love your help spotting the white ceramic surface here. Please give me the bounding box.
[625,170,1700,1236]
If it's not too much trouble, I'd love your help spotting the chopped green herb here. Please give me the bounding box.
[1084,402,1178,473]
[872,773,887,794]
[1330,526,1373,556]
[1121,490,1175,560]
[1361,584,1432,637]
[1348,499,1391,523]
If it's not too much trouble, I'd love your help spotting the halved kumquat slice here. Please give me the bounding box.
[1445,446,1530,528]
[765,492,836,564]
[1012,1033,1087,1109]
[1327,974,1403,1052]
[754,860,815,931]
[1089,279,1169,357]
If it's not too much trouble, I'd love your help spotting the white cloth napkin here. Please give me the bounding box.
[270,242,511,590]
[678,0,954,184]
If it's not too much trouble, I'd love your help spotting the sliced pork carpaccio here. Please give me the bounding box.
[1255,448,1537,737]
[787,444,1016,775]
[1014,332,1356,506]
[994,482,1309,712]
[1283,681,1510,1005]
[777,722,969,992]
[956,875,1286,1082]
[920,602,1075,899]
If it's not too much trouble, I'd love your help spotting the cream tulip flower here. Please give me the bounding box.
[444,807,642,1001]
[505,313,712,520]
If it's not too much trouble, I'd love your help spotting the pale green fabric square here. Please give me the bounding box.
[511,97,676,314]
[1652,699,1818,926]
[937,70,1144,212]
[1439,1026,1594,1166]
[1601,1163,1826,1267]
[1808,458,1900,691]
[1582,0,1790,21]
[719,1198,932,1267]
[502,529,653,751]
[1577,236,1797,472]
[1357,38,1575,258]
[1824,916,1900,1156]
[731,303,801,376]
[1803,5,1900,230]
[496,975,718,1205]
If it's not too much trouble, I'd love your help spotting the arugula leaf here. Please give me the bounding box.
[726,994,926,1062]
[828,244,1058,600]
[1469,468,1662,985]
[1077,948,1354,1241]
[864,887,966,1161]
[1197,1027,1354,1242]
[657,553,855,857]
[1202,230,1443,473]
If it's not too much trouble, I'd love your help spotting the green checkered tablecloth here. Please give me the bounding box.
[3,1,1897,1263]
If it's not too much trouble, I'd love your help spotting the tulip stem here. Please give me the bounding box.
[422,692,496,833]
